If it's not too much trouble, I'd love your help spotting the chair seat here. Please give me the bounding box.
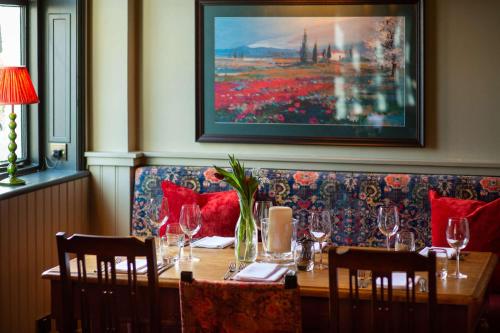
[179,271,302,333]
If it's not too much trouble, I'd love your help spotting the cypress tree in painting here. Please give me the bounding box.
[312,42,318,63]
[326,44,332,61]
[299,29,309,64]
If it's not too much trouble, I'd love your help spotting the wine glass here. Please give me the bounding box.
[377,205,399,250]
[446,218,470,279]
[179,204,202,262]
[146,197,169,255]
[253,201,273,230]
[395,231,415,252]
[308,211,332,270]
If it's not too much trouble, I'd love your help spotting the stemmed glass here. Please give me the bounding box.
[377,205,399,250]
[446,218,470,279]
[253,201,273,230]
[179,204,202,262]
[146,197,169,255]
[308,211,332,270]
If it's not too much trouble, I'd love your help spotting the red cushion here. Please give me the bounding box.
[429,190,500,291]
[159,181,240,238]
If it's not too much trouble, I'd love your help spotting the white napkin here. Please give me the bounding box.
[233,263,288,282]
[115,258,162,274]
[376,272,421,288]
[191,236,234,249]
[419,246,456,259]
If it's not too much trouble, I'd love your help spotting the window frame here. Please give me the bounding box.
[0,0,40,177]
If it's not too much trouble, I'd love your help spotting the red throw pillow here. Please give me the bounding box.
[429,190,500,291]
[159,181,240,238]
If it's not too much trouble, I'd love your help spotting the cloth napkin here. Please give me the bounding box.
[191,236,234,249]
[419,246,456,259]
[115,258,163,274]
[233,263,288,282]
[375,272,422,288]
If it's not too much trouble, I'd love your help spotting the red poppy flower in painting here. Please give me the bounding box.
[293,171,319,186]
[308,117,318,124]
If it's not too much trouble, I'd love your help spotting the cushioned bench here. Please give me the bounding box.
[131,166,499,249]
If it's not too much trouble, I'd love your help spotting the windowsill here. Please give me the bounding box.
[0,169,89,200]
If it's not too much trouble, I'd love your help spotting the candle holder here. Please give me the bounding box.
[261,217,298,262]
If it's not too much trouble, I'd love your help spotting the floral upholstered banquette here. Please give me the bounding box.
[132,166,499,249]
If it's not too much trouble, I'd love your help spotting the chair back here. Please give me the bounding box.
[328,247,437,333]
[56,232,160,333]
[179,271,302,333]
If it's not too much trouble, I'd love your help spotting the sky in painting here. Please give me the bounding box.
[215,17,393,50]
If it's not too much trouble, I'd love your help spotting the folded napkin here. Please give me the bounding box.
[233,263,288,282]
[115,258,163,274]
[376,272,422,288]
[191,236,234,249]
[419,246,456,259]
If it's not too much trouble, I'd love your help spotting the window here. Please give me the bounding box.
[0,3,26,165]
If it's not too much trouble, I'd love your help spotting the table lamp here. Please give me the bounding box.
[0,66,39,186]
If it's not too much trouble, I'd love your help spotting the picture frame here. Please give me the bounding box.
[195,0,424,146]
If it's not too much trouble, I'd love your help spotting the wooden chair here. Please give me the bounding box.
[179,271,302,333]
[56,232,160,333]
[328,247,437,333]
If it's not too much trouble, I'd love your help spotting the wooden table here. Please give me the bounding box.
[42,247,497,332]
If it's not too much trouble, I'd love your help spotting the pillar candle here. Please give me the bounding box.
[268,206,293,252]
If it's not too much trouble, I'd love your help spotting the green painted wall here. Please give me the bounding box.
[90,0,500,174]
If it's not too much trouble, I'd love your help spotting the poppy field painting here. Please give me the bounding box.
[196,0,424,146]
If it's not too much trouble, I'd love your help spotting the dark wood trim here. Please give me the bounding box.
[0,0,28,5]
[195,0,425,147]
[195,0,205,142]
[197,134,422,147]
[418,0,425,147]
[75,0,86,170]
[197,0,419,4]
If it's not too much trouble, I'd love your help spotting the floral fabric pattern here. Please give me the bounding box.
[132,167,500,249]
[180,279,302,333]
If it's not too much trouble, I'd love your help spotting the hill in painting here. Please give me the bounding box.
[215,45,299,58]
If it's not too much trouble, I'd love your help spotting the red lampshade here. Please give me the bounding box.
[0,66,39,105]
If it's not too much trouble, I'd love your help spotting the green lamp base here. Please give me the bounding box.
[1,106,26,187]
[0,176,26,186]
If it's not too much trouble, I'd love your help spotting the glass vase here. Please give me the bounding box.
[235,193,258,263]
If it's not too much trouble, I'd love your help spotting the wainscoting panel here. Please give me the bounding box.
[88,164,134,236]
[0,176,89,333]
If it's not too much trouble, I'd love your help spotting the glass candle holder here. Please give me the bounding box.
[261,217,298,262]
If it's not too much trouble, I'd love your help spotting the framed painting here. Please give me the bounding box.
[195,0,424,146]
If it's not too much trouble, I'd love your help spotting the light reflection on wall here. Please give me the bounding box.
[352,86,363,117]
[334,76,347,120]
[334,23,344,51]
[352,48,361,72]
[376,92,387,112]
